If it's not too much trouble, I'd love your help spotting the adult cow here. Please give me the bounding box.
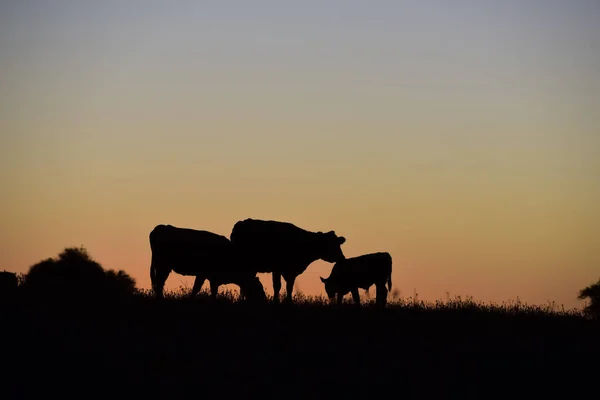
[149,224,266,302]
[320,252,392,307]
[229,218,347,303]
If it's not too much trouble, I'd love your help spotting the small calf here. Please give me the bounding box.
[320,252,392,306]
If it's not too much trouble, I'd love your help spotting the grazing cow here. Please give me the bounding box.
[149,224,266,302]
[0,270,18,299]
[229,218,347,303]
[320,252,392,307]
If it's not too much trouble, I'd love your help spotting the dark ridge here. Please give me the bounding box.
[1,287,597,399]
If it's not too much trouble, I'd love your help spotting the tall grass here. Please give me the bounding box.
[139,284,587,319]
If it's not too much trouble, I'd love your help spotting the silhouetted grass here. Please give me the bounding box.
[1,285,598,400]
[139,285,587,320]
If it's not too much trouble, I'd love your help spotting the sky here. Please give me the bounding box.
[1,1,598,309]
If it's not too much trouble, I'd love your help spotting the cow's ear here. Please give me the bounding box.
[320,276,327,283]
[338,236,346,245]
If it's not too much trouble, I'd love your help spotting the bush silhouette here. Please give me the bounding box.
[21,246,137,300]
[0,270,19,299]
[578,278,600,319]
[104,268,137,296]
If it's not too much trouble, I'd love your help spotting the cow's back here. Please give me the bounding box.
[150,224,232,274]
[230,218,314,272]
[332,252,391,284]
[350,252,391,272]
[359,252,391,276]
[230,219,311,248]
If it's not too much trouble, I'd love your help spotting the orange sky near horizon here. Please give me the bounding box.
[1,1,599,309]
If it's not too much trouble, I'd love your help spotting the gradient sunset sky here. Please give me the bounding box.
[1,1,598,309]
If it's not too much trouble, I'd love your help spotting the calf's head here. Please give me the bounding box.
[316,231,346,263]
[319,275,338,300]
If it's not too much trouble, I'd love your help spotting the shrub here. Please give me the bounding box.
[578,278,600,319]
[0,270,19,299]
[21,246,137,301]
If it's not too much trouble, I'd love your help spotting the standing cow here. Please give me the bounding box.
[320,252,392,307]
[229,218,347,303]
[149,224,266,302]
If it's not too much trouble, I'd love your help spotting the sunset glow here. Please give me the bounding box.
[1,1,598,309]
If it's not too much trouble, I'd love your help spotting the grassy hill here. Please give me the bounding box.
[1,287,598,399]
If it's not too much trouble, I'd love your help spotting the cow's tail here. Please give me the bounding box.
[150,254,165,298]
[387,270,392,292]
[149,229,157,296]
[150,258,157,294]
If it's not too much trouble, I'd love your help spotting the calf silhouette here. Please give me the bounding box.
[230,218,346,303]
[320,252,392,306]
[149,224,266,302]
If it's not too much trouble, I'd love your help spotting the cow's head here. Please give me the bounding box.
[319,275,337,300]
[316,231,346,263]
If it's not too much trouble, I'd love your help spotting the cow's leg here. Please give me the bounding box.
[336,293,344,305]
[351,288,361,306]
[283,274,297,304]
[152,264,171,299]
[376,284,388,307]
[210,281,220,299]
[272,272,282,303]
[190,276,206,297]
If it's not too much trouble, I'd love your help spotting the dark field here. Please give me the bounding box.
[1,289,598,400]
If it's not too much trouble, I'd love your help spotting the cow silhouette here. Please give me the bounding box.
[320,252,392,307]
[230,218,346,303]
[149,224,266,302]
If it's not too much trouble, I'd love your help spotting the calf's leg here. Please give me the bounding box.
[351,288,361,306]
